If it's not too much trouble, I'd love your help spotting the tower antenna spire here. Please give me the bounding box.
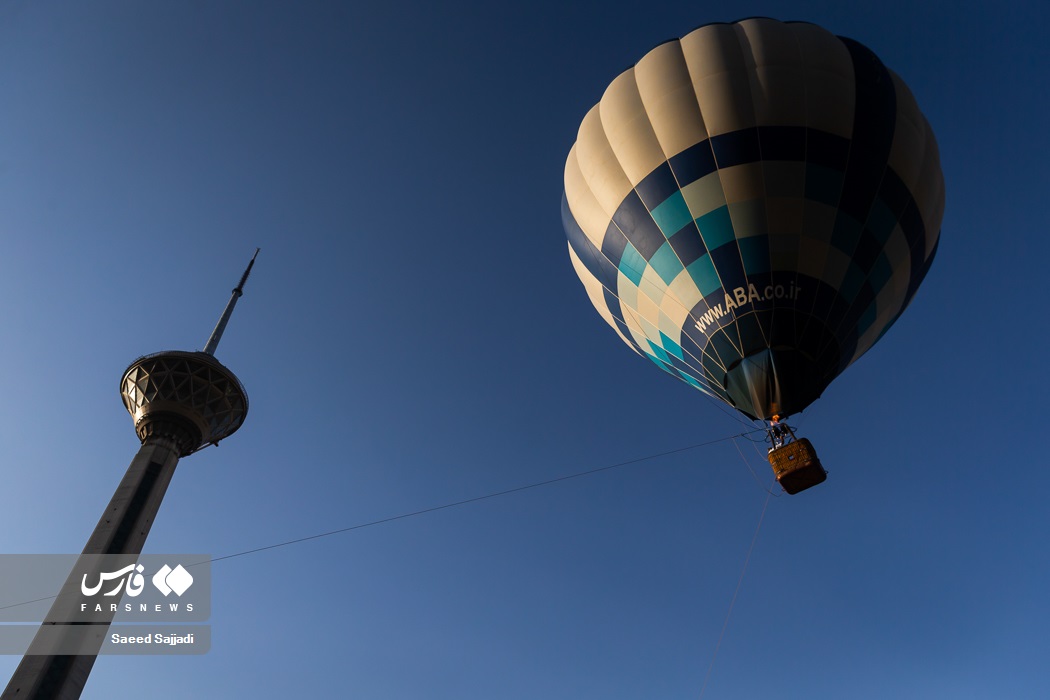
[203,248,259,356]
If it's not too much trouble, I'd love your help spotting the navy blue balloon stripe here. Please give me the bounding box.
[634,162,680,211]
[612,191,665,261]
[668,140,718,187]
[758,125,807,161]
[571,125,927,291]
[711,127,762,168]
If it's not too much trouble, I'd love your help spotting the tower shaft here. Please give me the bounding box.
[1,437,182,700]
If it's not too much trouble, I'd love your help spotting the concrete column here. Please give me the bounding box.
[2,437,181,700]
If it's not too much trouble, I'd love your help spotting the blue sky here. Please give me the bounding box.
[0,0,1047,697]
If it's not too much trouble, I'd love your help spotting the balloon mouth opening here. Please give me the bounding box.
[721,347,836,420]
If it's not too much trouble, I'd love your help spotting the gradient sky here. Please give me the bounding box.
[0,1,1047,698]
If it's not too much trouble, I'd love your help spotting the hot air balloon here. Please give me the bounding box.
[562,18,944,493]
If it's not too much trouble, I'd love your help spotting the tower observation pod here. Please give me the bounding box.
[2,250,259,700]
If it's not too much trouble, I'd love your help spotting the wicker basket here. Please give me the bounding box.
[767,438,827,494]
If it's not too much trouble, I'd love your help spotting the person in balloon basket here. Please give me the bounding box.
[768,415,791,452]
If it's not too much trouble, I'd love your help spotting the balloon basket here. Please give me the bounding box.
[768,438,826,495]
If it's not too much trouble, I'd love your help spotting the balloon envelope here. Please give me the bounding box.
[563,18,944,420]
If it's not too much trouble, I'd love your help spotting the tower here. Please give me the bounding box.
[2,250,259,700]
